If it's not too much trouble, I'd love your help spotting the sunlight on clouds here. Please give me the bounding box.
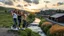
[0,0,64,11]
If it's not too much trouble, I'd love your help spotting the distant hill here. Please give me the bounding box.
[0,6,14,11]
[0,7,7,10]
[0,6,15,13]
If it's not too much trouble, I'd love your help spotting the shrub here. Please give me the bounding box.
[47,30,52,36]
[46,24,64,36]
[39,21,43,27]
[47,30,56,36]
[18,30,27,36]
[40,22,52,34]
[39,17,46,27]
[43,24,64,36]
[31,32,40,36]
[50,24,64,34]
[27,14,35,23]
[42,22,52,26]
[42,24,52,34]
[25,29,32,36]
[8,28,40,36]
[41,22,52,29]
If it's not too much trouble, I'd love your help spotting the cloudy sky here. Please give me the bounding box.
[0,0,64,10]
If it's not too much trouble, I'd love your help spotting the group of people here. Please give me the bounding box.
[11,9,27,30]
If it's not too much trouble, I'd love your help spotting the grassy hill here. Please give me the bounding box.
[0,7,40,36]
[0,7,13,28]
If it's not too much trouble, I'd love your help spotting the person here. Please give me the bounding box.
[22,12,27,29]
[17,10,23,29]
[11,9,18,30]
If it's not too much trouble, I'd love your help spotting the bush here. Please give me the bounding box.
[44,25,52,33]
[31,32,40,36]
[47,24,64,36]
[18,30,27,36]
[41,24,52,34]
[27,14,35,23]
[39,21,43,27]
[41,22,52,29]
[50,24,64,34]
[8,28,40,36]
[42,22,52,26]
[39,17,46,27]
[47,30,53,36]
[25,29,32,36]
[40,22,52,34]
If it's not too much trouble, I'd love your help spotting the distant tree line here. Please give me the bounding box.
[36,9,64,16]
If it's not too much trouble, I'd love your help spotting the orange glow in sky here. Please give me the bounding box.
[0,0,64,12]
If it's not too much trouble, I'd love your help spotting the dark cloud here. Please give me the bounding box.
[0,0,13,5]
[13,0,20,2]
[57,2,64,5]
[4,0,13,5]
[44,1,50,3]
[24,0,39,4]
[17,5,23,7]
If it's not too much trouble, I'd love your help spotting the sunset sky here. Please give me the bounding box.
[0,0,64,10]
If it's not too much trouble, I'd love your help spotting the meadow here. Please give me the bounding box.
[0,9,13,28]
[0,7,40,36]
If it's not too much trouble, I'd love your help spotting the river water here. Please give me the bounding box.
[28,18,46,36]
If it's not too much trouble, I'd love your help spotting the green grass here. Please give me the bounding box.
[8,28,40,36]
[0,6,19,28]
[0,7,40,36]
[0,12,13,28]
[0,10,35,28]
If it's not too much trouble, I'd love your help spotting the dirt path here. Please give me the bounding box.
[0,28,18,36]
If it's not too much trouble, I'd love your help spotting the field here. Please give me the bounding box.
[0,7,40,36]
[0,7,35,28]
[0,7,13,28]
[0,11,13,28]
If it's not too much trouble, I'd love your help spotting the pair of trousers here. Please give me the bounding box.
[18,16,21,27]
[23,20,27,28]
[13,18,17,28]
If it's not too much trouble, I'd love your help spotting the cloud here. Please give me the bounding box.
[16,4,23,7]
[4,0,13,5]
[0,0,13,5]
[0,0,64,10]
[57,2,64,5]
[24,0,39,4]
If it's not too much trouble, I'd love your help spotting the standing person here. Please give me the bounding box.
[11,9,18,30]
[22,12,27,29]
[17,10,23,29]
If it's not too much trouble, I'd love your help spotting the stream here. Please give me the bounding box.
[27,18,46,36]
